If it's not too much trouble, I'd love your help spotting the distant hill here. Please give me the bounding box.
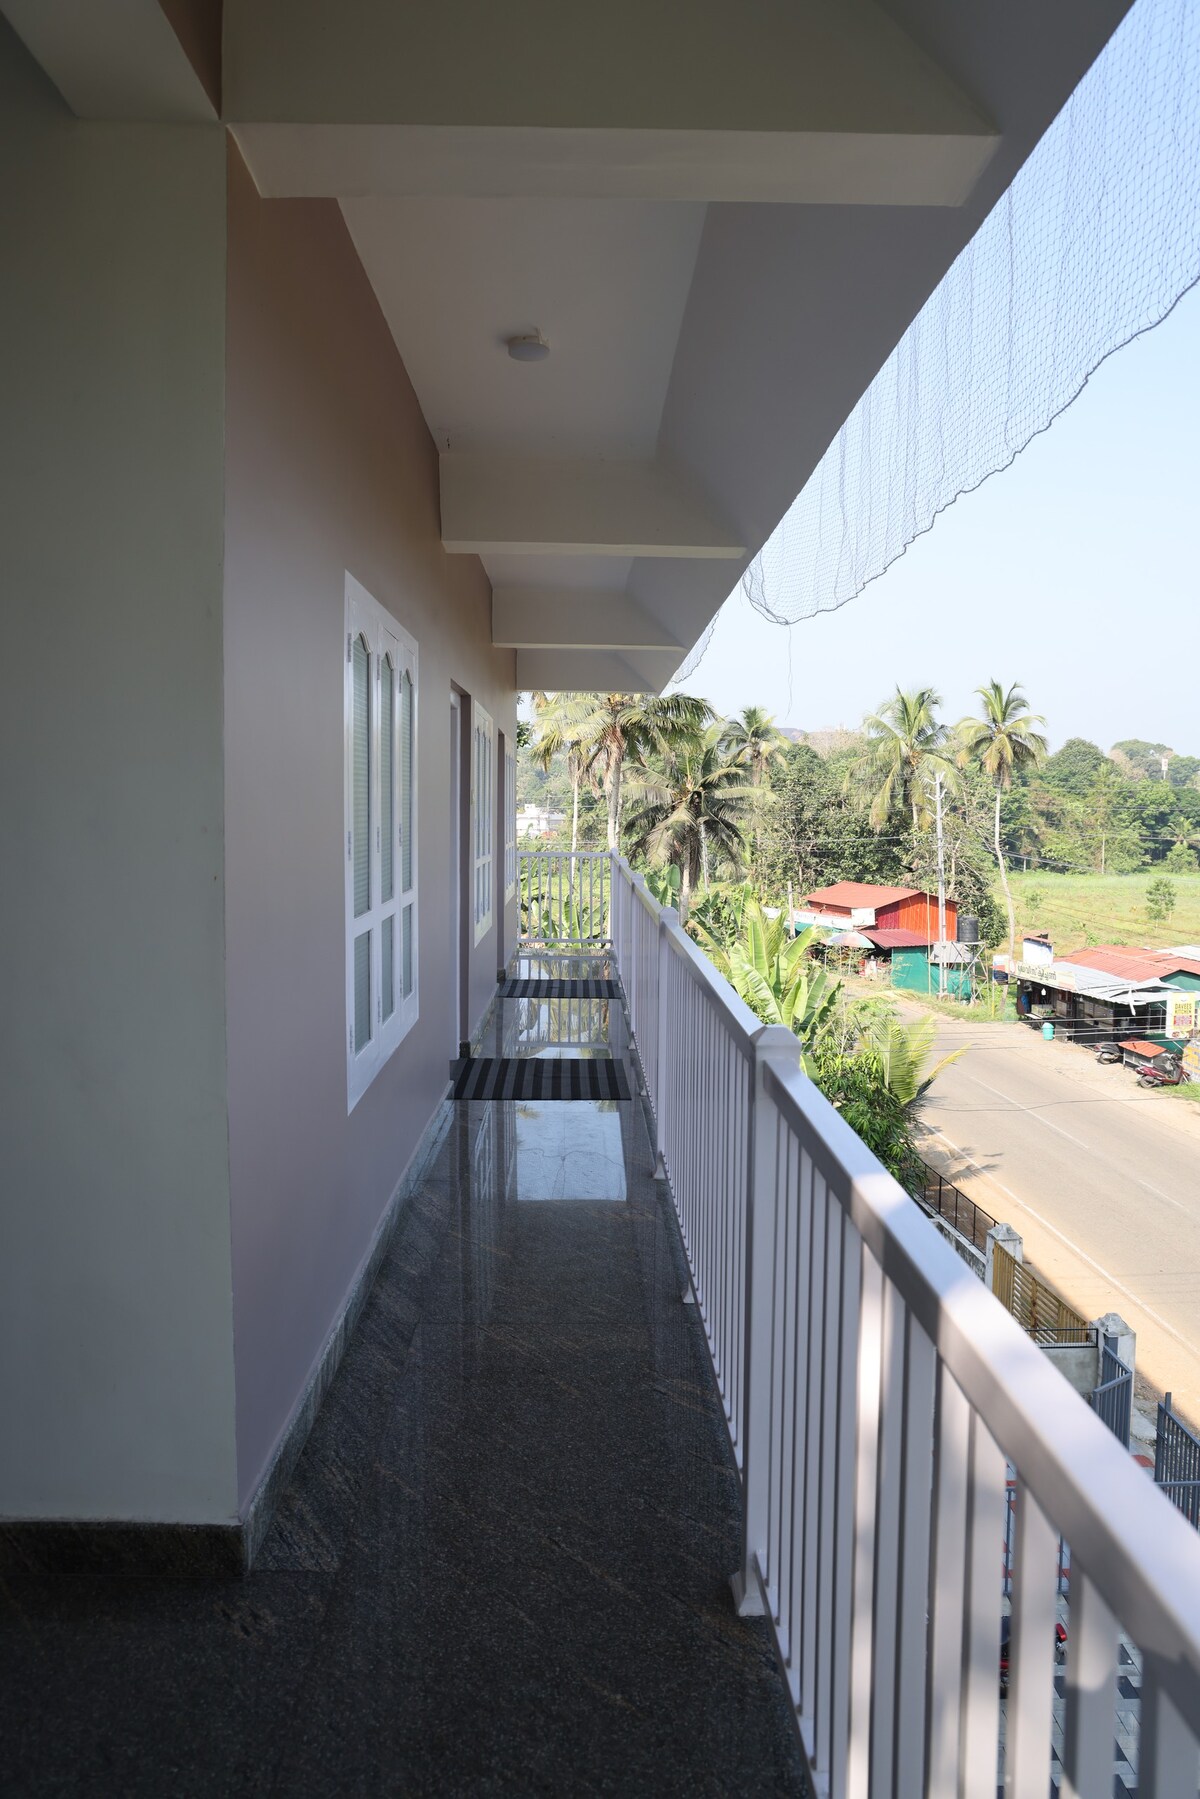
[780,726,860,757]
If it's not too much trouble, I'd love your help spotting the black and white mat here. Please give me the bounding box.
[451,1057,631,1102]
[499,978,618,1000]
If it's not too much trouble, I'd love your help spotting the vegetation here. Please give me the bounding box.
[956,681,1049,962]
[519,686,1199,1166]
[1007,870,1200,949]
[624,726,757,916]
[691,900,839,1049]
[859,685,954,832]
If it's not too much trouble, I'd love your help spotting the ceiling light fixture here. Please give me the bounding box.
[506,330,550,363]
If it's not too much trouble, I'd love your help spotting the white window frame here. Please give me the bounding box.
[472,702,495,945]
[344,574,419,1111]
[503,739,517,902]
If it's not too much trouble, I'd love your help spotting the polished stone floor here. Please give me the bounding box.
[1,962,805,1796]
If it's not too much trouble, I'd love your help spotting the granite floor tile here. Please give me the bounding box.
[0,966,805,1796]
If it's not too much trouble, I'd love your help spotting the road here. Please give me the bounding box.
[908,1010,1200,1428]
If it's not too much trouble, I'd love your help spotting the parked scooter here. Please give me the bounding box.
[1000,1615,1068,1693]
[1136,1056,1183,1088]
[1094,1042,1123,1064]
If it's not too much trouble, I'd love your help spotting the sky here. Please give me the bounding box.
[674,278,1200,755]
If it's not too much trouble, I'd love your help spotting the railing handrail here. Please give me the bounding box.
[608,852,1200,1752]
[761,1055,1200,1710]
[517,845,610,858]
[658,906,765,1049]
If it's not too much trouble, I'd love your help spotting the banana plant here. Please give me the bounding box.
[692,899,839,1060]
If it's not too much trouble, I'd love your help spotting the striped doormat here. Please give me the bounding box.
[499,978,618,999]
[451,1057,631,1102]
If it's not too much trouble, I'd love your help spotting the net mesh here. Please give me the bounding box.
[675,0,1200,680]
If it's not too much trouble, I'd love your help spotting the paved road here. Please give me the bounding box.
[908,1011,1200,1428]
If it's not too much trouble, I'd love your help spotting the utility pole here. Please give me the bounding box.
[935,770,947,997]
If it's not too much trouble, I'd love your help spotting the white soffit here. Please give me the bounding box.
[0,0,213,119]
[340,197,706,459]
[233,123,996,209]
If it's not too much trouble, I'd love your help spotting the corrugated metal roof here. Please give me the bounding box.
[862,927,930,950]
[804,882,922,908]
[1059,944,1200,982]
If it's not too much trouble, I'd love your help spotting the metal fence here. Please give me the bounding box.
[517,848,610,945]
[991,1241,1094,1345]
[609,854,1200,1796]
[914,1160,997,1254]
[1156,1394,1200,1529]
[1090,1339,1133,1451]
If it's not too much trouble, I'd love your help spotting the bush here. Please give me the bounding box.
[810,1045,923,1191]
[1164,843,1198,873]
[1146,876,1177,922]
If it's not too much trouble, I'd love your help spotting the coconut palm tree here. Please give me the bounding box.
[722,705,789,786]
[958,681,1048,960]
[566,691,713,853]
[528,691,592,852]
[624,726,754,914]
[859,686,952,833]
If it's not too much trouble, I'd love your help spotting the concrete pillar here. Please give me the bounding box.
[985,1221,1024,1294]
[1093,1310,1136,1374]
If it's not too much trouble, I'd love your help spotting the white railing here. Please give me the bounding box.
[610,857,1200,1798]
[517,847,610,945]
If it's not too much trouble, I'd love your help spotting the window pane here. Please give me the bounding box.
[354,929,371,1053]
[380,656,394,903]
[402,903,413,999]
[353,635,371,919]
[401,668,413,894]
[381,914,394,1022]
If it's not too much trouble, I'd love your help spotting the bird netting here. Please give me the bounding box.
[674,0,1200,681]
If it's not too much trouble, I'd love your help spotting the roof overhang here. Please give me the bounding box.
[2,0,1135,689]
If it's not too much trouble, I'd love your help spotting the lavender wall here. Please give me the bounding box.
[222,146,517,1510]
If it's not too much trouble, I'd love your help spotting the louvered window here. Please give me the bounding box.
[345,575,418,1110]
[472,703,494,945]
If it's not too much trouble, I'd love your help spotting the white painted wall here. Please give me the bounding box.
[0,25,238,1520]
[222,150,517,1511]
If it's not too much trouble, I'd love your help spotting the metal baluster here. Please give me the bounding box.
[1005,1480,1057,1796]
[1060,1568,1116,1798]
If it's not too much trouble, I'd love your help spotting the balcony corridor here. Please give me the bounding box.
[1,961,805,1796]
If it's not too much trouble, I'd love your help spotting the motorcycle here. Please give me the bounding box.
[1000,1615,1067,1693]
[1094,1042,1123,1064]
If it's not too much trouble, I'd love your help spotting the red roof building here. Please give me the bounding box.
[801,882,956,942]
[1058,945,1200,983]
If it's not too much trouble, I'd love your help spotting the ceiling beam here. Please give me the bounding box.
[234,123,995,208]
[492,588,682,652]
[514,647,678,694]
[0,0,215,120]
[442,455,743,560]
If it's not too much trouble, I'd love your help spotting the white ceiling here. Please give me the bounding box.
[340,196,706,460]
[3,0,1135,689]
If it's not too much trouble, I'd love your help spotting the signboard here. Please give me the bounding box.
[1166,990,1199,1038]
[1183,1037,1200,1081]
[1015,961,1075,989]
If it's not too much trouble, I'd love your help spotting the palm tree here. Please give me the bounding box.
[722,705,789,786]
[624,727,754,914]
[859,686,951,833]
[566,692,713,853]
[528,691,592,852]
[958,681,1048,960]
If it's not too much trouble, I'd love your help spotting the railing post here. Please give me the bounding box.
[652,905,677,1178]
[734,1021,804,1618]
